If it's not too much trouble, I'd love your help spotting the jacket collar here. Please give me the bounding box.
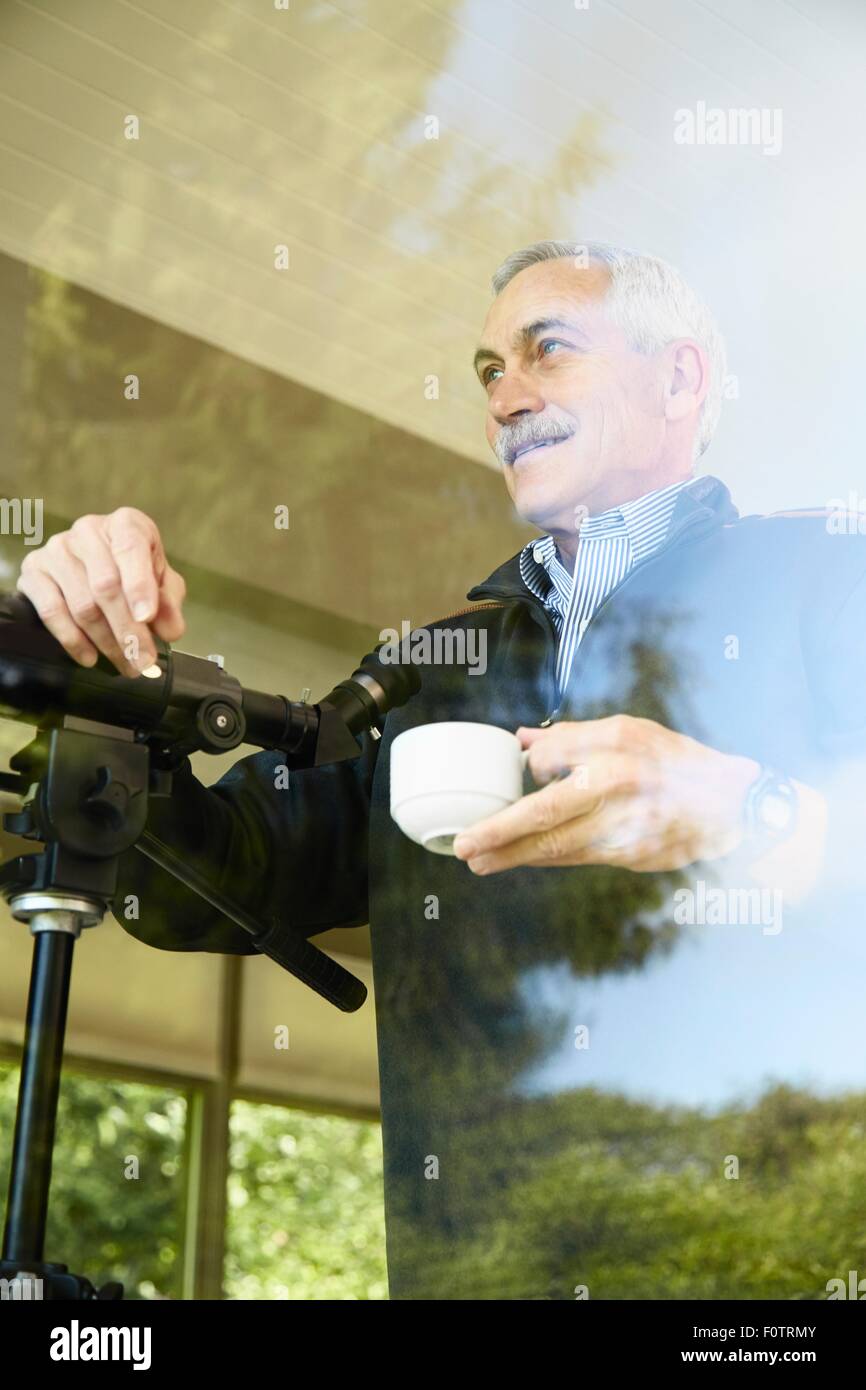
[466,473,740,604]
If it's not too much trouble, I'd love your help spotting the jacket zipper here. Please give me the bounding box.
[435,601,508,620]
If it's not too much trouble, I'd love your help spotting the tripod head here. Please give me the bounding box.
[0,589,421,1008]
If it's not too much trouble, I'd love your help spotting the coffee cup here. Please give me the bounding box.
[390,721,527,855]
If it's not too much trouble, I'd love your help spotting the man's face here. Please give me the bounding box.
[475,259,671,530]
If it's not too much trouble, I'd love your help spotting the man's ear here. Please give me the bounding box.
[664,339,708,425]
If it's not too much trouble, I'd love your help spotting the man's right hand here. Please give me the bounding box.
[16,507,187,677]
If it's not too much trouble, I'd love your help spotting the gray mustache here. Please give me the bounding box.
[494,421,574,465]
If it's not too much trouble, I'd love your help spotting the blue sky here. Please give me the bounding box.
[516,905,866,1112]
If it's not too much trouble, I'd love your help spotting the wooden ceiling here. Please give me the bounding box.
[1,0,860,488]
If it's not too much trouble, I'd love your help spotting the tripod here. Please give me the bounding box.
[0,713,366,1299]
[0,590,420,1300]
[0,719,150,1298]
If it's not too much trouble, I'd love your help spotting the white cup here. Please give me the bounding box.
[390,721,527,855]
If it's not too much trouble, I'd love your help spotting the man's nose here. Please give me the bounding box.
[488,371,546,427]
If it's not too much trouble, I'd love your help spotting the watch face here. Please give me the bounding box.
[759,789,795,832]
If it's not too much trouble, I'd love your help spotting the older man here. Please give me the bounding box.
[15,242,866,1299]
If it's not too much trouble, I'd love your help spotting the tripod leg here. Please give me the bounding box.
[2,921,76,1266]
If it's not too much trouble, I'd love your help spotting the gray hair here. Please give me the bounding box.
[491,240,726,459]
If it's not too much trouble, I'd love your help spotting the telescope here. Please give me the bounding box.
[0,588,420,1298]
[0,589,419,775]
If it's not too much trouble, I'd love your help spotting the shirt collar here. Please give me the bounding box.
[467,473,740,606]
[523,475,696,591]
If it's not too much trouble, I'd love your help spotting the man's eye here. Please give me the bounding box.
[482,366,504,386]
[540,339,566,357]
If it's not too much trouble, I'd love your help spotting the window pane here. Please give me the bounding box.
[226,1101,387,1300]
[0,1059,187,1300]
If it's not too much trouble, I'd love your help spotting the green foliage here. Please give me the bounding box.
[6,1062,862,1302]
[224,1101,387,1300]
[0,1060,388,1300]
[0,1060,186,1299]
[388,1083,866,1300]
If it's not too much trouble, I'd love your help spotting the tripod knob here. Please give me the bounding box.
[84,765,130,830]
[194,695,246,751]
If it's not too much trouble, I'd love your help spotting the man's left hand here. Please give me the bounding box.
[452,715,760,874]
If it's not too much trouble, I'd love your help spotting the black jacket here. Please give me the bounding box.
[113,473,866,1298]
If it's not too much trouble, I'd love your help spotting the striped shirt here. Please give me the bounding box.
[519,476,694,699]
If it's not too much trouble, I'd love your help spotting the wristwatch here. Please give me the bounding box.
[743,765,799,854]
